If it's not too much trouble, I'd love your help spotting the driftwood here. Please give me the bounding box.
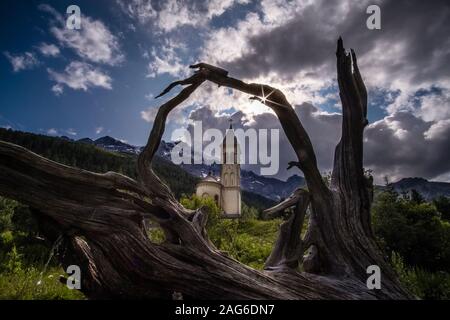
[0,38,413,299]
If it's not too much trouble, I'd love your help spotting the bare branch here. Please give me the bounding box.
[264,189,309,271]
[153,64,329,199]
[264,188,306,216]
[0,141,169,228]
[331,37,368,190]
[138,79,205,198]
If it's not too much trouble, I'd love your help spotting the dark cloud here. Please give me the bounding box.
[195,0,450,182]
[187,103,450,183]
[189,107,245,131]
[187,103,341,180]
[221,0,450,86]
[159,0,450,183]
[364,112,450,181]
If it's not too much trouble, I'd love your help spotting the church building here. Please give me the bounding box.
[195,122,241,218]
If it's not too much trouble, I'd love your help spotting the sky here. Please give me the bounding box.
[0,0,449,183]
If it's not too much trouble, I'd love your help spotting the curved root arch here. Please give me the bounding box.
[0,39,413,300]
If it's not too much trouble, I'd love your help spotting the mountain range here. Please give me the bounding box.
[75,135,450,202]
[389,177,450,201]
[76,136,304,201]
[0,127,449,203]
[76,136,141,154]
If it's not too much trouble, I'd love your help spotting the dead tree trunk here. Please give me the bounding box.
[0,39,413,299]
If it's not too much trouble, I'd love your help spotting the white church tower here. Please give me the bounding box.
[220,120,241,217]
[195,120,241,218]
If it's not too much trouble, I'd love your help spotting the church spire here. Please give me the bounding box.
[220,117,241,217]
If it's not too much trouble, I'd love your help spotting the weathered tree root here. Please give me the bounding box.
[0,38,413,300]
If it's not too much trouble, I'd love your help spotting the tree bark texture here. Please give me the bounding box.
[0,39,413,300]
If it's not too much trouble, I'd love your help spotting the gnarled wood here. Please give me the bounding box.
[0,39,413,300]
[264,189,309,271]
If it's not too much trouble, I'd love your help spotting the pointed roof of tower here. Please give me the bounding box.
[223,118,237,145]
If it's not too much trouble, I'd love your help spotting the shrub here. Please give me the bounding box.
[391,252,450,300]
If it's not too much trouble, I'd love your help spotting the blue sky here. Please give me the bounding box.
[0,0,267,144]
[1,0,449,182]
[1,0,172,144]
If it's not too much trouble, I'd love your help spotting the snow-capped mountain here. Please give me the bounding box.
[155,140,306,201]
[74,136,450,202]
[77,137,306,201]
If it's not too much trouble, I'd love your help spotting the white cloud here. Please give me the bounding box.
[48,61,112,94]
[66,128,77,136]
[416,89,450,122]
[424,119,450,141]
[147,39,186,78]
[40,4,123,65]
[47,128,58,135]
[116,0,157,25]
[4,51,39,72]
[147,52,184,78]
[95,126,104,134]
[157,0,202,32]
[199,0,325,70]
[141,104,187,124]
[117,0,248,32]
[38,43,60,57]
[198,5,337,114]
[201,12,267,66]
[141,107,158,123]
[51,84,64,96]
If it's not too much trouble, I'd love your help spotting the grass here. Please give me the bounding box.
[0,266,85,300]
[208,218,283,270]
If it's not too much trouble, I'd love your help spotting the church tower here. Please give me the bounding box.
[220,120,241,217]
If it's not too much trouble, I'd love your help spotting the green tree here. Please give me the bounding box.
[372,190,450,272]
[0,196,18,232]
[433,196,450,221]
[410,189,425,204]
